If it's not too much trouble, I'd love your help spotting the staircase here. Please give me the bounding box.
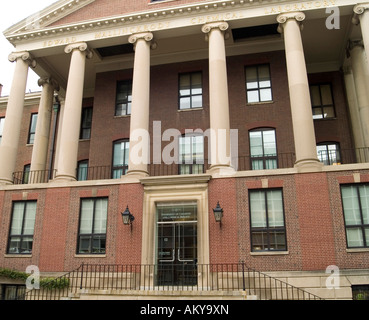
[23,263,323,300]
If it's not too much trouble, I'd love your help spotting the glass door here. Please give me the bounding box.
[156,203,197,287]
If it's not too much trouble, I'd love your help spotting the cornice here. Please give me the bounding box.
[4,0,275,44]
[3,0,96,37]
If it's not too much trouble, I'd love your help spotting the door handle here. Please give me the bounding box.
[177,248,193,262]
[159,249,175,262]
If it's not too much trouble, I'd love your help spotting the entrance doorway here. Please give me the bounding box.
[156,202,197,286]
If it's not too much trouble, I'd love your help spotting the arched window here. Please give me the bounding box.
[249,128,277,170]
[179,134,204,174]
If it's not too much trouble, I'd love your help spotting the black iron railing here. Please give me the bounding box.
[12,169,56,184]
[23,263,323,300]
[12,148,369,185]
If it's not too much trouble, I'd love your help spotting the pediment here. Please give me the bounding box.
[3,0,96,37]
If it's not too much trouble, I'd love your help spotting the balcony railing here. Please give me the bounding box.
[10,148,369,185]
[12,169,56,185]
[23,263,323,300]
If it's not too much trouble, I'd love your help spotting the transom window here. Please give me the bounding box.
[28,113,38,144]
[245,64,272,103]
[249,189,287,252]
[249,128,277,170]
[7,201,37,254]
[77,198,108,254]
[179,134,204,174]
[112,140,129,178]
[116,80,132,116]
[317,142,341,165]
[341,184,369,248]
[310,84,335,119]
[179,72,202,110]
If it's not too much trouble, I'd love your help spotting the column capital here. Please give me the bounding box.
[201,21,229,34]
[128,32,156,50]
[128,32,154,43]
[38,77,60,91]
[353,3,369,24]
[353,3,369,15]
[8,51,36,68]
[277,12,305,32]
[64,42,93,59]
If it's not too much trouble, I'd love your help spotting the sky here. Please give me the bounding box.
[0,0,57,96]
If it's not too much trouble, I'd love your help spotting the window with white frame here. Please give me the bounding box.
[7,201,37,254]
[249,189,287,251]
[77,198,108,254]
[341,184,369,248]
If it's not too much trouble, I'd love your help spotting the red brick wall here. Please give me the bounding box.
[39,188,70,271]
[51,0,213,27]
[115,183,144,264]
[208,178,239,264]
[295,173,336,270]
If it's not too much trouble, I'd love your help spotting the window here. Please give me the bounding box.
[112,140,129,178]
[0,117,4,144]
[1,285,26,300]
[77,198,108,254]
[249,189,287,252]
[249,128,277,170]
[341,184,369,248]
[310,84,335,119]
[245,64,272,103]
[28,113,38,144]
[80,107,93,139]
[179,134,204,174]
[317,142,341,165]
[7,201,37,254]
[352,285,369,300]
[179,72,202,110]
[23,164,30,184]
[77,160,88,181]
[116,80,132,116]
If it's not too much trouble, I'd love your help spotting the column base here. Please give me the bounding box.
[53,174,77,182]
[294,158,323,173]
[123,170,149,183]
[0,178,14,185]
[207,165,236,177]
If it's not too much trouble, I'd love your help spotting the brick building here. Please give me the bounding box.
[0,0,369,300]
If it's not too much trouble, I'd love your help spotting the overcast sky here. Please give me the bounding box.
[0,0,57,96]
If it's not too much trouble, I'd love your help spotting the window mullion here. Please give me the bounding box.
[357,186,369,247]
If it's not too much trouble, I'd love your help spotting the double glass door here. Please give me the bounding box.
[156,203,197,286]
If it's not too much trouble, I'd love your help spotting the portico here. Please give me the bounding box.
[0,0,369,184]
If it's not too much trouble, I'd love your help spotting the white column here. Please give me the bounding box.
[353,3,369,62]
[277,12,322,172]
[125,33,154,179]
[343,65,365,151]
[30,77,59,175]
[349,40,369,148]
[0,51,36,184]
[55,42,92,181]
[202,22,234,176]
